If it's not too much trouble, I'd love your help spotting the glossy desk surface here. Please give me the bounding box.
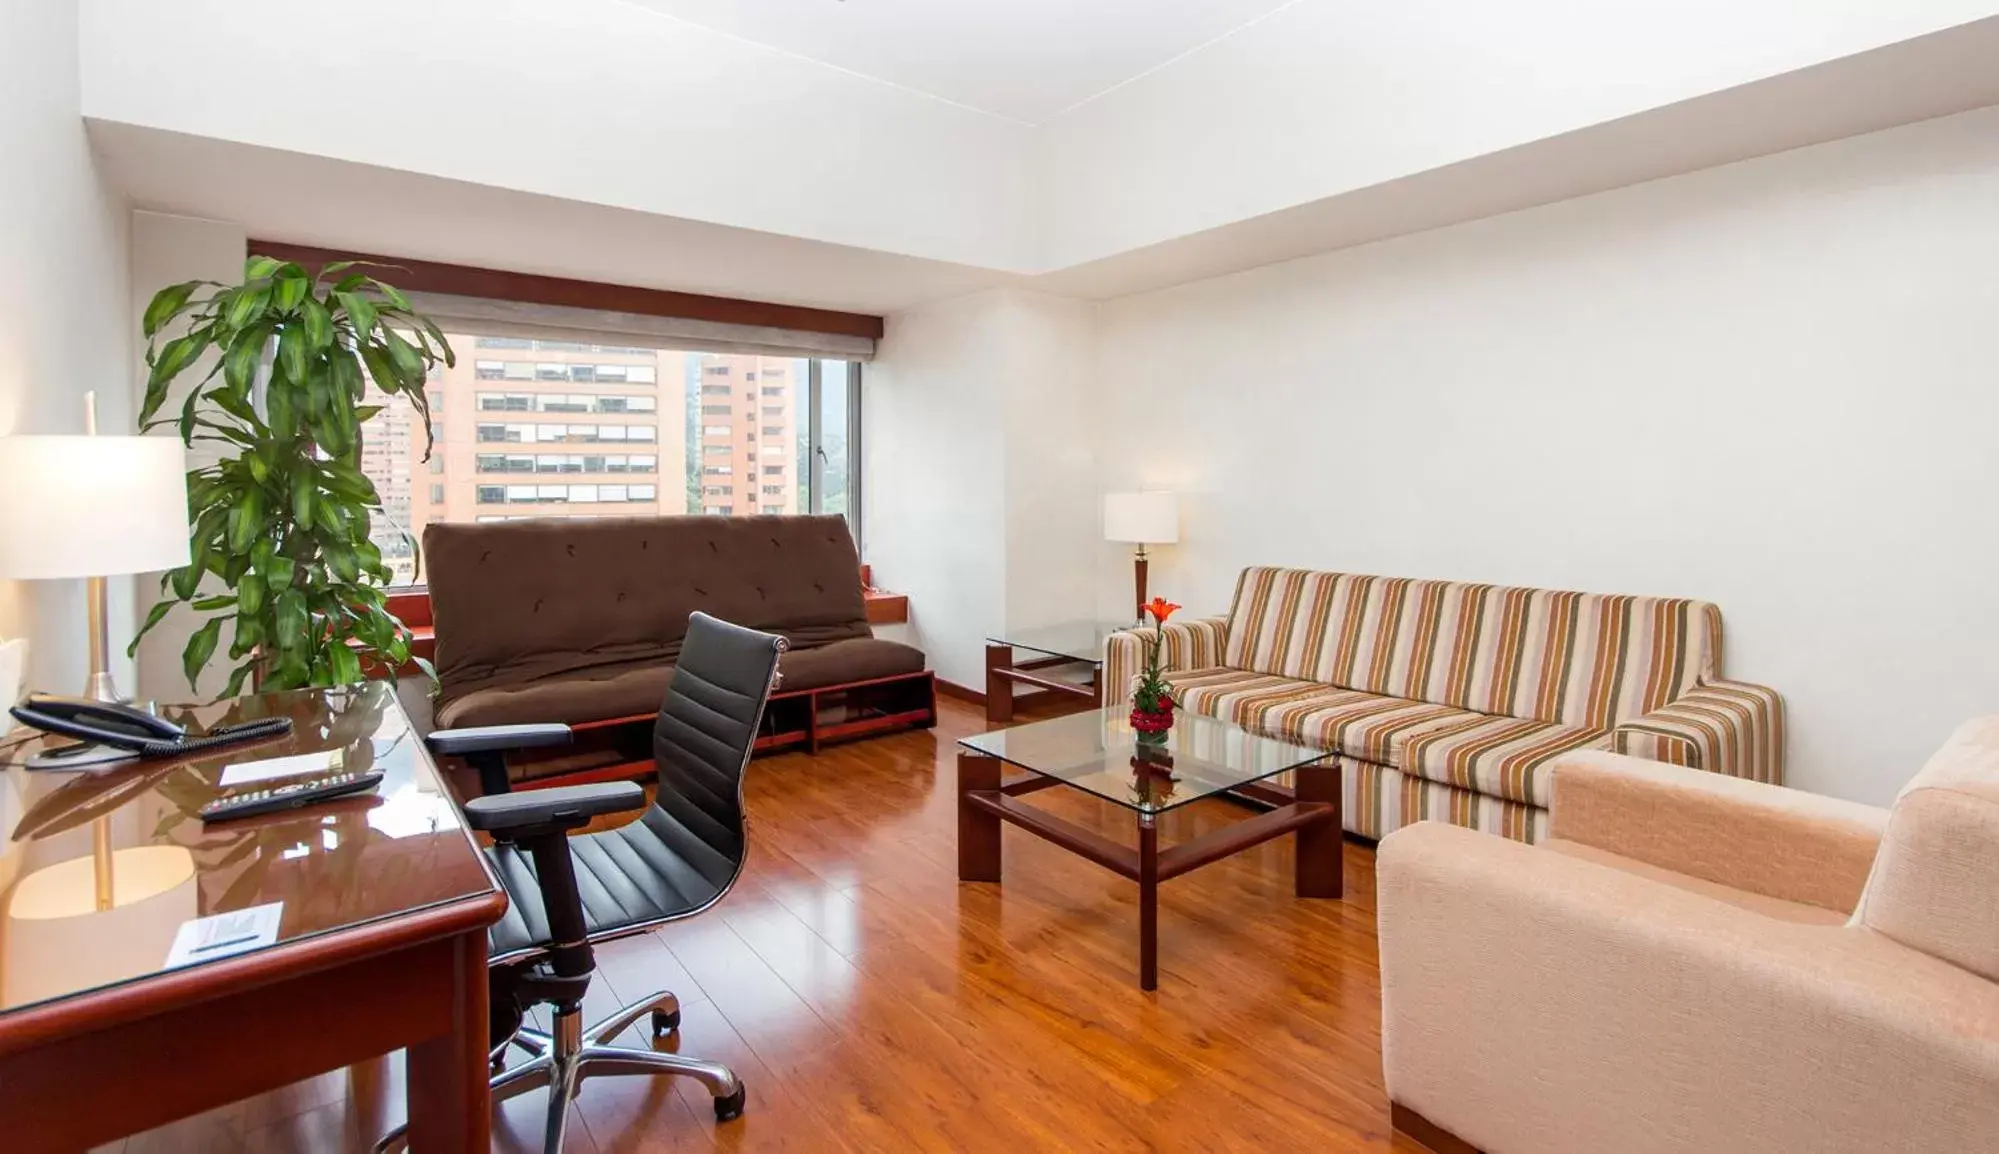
[0,682,499,1034]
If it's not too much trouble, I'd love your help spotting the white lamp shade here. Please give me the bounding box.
[0,436,191,579]
[1103,491,1179,545]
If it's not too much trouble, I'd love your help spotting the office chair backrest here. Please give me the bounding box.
[649,611,786,894]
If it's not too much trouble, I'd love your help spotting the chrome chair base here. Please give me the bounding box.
[374,990,743,1153]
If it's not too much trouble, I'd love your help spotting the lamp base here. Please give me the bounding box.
[83,669,128,705]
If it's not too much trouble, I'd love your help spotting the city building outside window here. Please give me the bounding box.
[360,333,857,585]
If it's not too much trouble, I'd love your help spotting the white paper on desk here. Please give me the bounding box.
[219,749,342,787]
[164,902,284,969]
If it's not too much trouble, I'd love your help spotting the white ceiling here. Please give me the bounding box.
[618,0,1299,123]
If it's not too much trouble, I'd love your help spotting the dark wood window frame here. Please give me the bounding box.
[246,240,884,341]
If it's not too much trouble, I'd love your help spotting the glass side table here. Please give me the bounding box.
[982,621,1132,724]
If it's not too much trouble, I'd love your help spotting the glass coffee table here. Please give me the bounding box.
[982,622,1131,724]
[957,708,1342,990]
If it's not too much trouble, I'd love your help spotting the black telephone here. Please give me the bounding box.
[10,694,293,766]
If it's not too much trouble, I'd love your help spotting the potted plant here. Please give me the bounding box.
[131,255,451,696]
[1129,596,1182,746]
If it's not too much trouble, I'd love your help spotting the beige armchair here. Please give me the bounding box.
[1378,723,1999,1154]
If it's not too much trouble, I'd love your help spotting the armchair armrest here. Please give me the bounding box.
[1549,750,1885,915]
[463,781,645,836]
[1103,615,1229,708]
[1612,677,1786,783]
[426,723,573,757]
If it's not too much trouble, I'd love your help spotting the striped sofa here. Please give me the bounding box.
[1104,567,1784,843]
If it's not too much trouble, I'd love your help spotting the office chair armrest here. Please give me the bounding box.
[463,781,646,837]
[426,723,574,757]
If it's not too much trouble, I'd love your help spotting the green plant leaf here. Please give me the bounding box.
[219,661,257,700]
[237,571,265,616]
[244,255,283,280]
[291,470,316,530]
[221,322,269,399]
[335,291,378,336]
[369,279,413,310]
[263,554,296,590]
[325,543,359,583]
[191,595,238,612]
[127,600,177,657]
[143,280,204,338]
[183,617,223,689]
[333,351,366,403]
[275,588,309,641]
[319,459,378,502]
[276,324,308,384]
[300,293,334,350]
[170,563,202,600]
[266,373,298,438]
[357,343,399,394]
[314,260,359,282]
[328,643,362,686]
[146,331,211,395]
[224,282,273,330]
[380,327,424,382]
[272,265,310,313]
[226,488,264,553]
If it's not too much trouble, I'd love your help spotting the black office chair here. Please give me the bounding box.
[375,611,785,1153]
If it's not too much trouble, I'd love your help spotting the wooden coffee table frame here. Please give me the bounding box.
[956,753,1343,990]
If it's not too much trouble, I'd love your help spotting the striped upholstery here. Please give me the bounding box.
[1223,567,1719,728]
[1102,615,1228,710]
[1103,567,1786,843]
[1348,758,1550,844]
[1613,679,1786,784]
[1167,668,1606,810]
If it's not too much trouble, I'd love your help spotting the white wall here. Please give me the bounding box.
[0,0,132,694]
[867,289,1096,690]
[1038,0,1999,268]
[79,0,1035,273]
[1091,104,1999,806]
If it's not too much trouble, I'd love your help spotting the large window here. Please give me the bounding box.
[360,332,859,585]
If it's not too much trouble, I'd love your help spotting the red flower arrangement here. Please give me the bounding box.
[1129,597,1182,744]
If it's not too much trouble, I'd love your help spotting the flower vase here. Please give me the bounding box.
[1130,707,1173,747]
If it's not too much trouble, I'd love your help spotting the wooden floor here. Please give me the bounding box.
[94,697,1429,1153]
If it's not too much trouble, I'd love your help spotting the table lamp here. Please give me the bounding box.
[0,398,191,702]
[1103,491,1179,623]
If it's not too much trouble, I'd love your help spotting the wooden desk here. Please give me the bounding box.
[0,683,506,1153]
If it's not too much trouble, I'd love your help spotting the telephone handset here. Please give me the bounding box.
[10,693,293,768]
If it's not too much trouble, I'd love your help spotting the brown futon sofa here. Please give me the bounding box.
[424,514,927,730]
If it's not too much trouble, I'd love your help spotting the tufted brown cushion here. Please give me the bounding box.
[424,515,924,728]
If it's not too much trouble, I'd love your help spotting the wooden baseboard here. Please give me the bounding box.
[1392,1103,1483,1154]
[936,678,987,707]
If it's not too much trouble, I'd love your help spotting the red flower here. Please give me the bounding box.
[1143,597,1181,626]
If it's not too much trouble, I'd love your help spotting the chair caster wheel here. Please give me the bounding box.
[714,1082,747,1122]
[651,1007,681,1035]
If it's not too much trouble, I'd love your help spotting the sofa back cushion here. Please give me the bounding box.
[426,514,871,703]
[1222,567,1720,727]
[1850,715,1999,983]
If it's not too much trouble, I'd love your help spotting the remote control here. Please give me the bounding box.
[198,770,386,823]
